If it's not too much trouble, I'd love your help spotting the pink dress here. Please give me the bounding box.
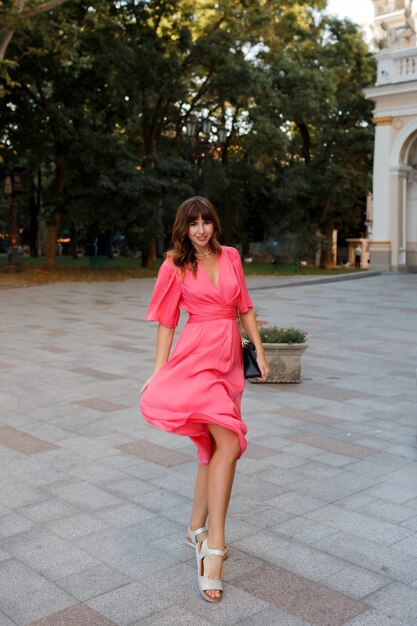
[140,246,253,464]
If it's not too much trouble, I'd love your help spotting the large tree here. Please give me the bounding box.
[0,0,375,268]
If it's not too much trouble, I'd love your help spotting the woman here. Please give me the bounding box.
[140,196,268,602]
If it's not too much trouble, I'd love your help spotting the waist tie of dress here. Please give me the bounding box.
[187,312,237,323]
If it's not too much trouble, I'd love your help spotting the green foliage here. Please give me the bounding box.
[0,0,376,263]
[258,326,307,344]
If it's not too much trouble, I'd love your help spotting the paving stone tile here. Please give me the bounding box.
[335,493,377,511]
[17,499,76,523]
[314,531,417,583]
[43,479,124,511]
[277,406,339,426]
[311,451,357,467]
[402,515,417,531]
[38,346,71,353]
[105,476,158,499]
[0,527,102,581]
[183,580,272,624]
[71,367,126,381]
[292,473,379,503]
[27,603,117,626]
[66,462,130,485]
[296,460,343,479]
[0,610,16,626]
[245,441,280,459]
[237,606,312,626]
[305,504,414,546]
[0,426,59,455]
[279,441,334,459]
[252,466,305,487]
[267,491,326,514]
[256,451,307,469]
[55,563,133,601]
[73,398,129,413]
[272,516,338,544]
[45,512,109,539]
[320,563,390,599]
[0,559,76,625]
[94,502,156,529]
[86,580,173,625]
[233,475,292,502]
[346,460,397,478]
[289,433,377,458]
[136,605,213,626]
[385,445,417,460]
[360,482,417,504]
[132,487,190,513]
[391,533,417,557]
[124,514,184,545]
[366,581,417,624]
[343,609,412,625]
[230,563,367,626]
[117,439,193,467]
[58,437,120,460]
[0,511,35,537]
[227,504,295,528]
[357,499,417,524]
[0,479,51,508]
[74,527,178,578]
[234,530,347,581]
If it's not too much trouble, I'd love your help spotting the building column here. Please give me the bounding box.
[390,166,411,270]
[406,169,417,270]
[369,118,393,269]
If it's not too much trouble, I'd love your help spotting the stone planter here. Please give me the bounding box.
[251,343,308,383]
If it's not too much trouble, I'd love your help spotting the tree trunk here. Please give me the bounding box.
[69,221,77,258]
[222,145,233,245]
[320,219,335,269]
[44,212,61,269]
[143,241,156,269]
[29,175,39,257]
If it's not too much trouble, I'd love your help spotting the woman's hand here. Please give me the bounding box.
[140,375,153,394]
[256,355,269,382]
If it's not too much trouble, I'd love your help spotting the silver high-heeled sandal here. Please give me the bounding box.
[196,538,225,603]
[186,525,229,559]
[185,525,207,549]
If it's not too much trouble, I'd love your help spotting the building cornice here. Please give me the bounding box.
[364,81,417,100]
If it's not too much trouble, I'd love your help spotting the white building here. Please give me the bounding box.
[364,0,417,271]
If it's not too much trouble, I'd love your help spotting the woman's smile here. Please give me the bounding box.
[188,216,214,253]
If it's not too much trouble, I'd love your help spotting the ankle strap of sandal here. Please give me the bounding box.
[189,526,207,542]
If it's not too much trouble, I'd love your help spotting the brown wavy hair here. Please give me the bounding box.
[166,196,222,275]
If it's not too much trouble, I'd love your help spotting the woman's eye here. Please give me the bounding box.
[204,221,212,225]
[190,222,196,227]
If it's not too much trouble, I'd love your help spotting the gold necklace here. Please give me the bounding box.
[196,249,212,258]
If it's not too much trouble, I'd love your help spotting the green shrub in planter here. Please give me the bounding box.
[258,326,307,344]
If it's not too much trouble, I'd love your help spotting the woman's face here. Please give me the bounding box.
[188,214,214,250]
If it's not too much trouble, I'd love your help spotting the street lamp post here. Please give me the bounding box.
[4,169,24,273]
[185,116,227,198]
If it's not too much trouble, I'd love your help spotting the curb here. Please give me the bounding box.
[249,270,384,291]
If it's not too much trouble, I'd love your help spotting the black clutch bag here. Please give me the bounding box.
[243,340,261,379]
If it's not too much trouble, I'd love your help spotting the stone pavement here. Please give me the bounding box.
[0,272,417,626]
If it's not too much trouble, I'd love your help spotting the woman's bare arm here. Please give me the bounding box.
[239,308,269,381]
[140,323,175,393]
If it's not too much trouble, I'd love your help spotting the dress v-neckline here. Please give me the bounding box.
[198,251,221,290]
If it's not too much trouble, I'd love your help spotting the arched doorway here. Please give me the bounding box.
[405,134,417,270]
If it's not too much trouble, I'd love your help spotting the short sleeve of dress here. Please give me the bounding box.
[226,247,253,314]
[146,259,181,328]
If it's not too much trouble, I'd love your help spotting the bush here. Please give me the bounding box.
[258,326,307,344]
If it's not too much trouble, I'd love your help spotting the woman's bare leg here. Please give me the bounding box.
[199,424,240,600]
[188,463,209,542]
